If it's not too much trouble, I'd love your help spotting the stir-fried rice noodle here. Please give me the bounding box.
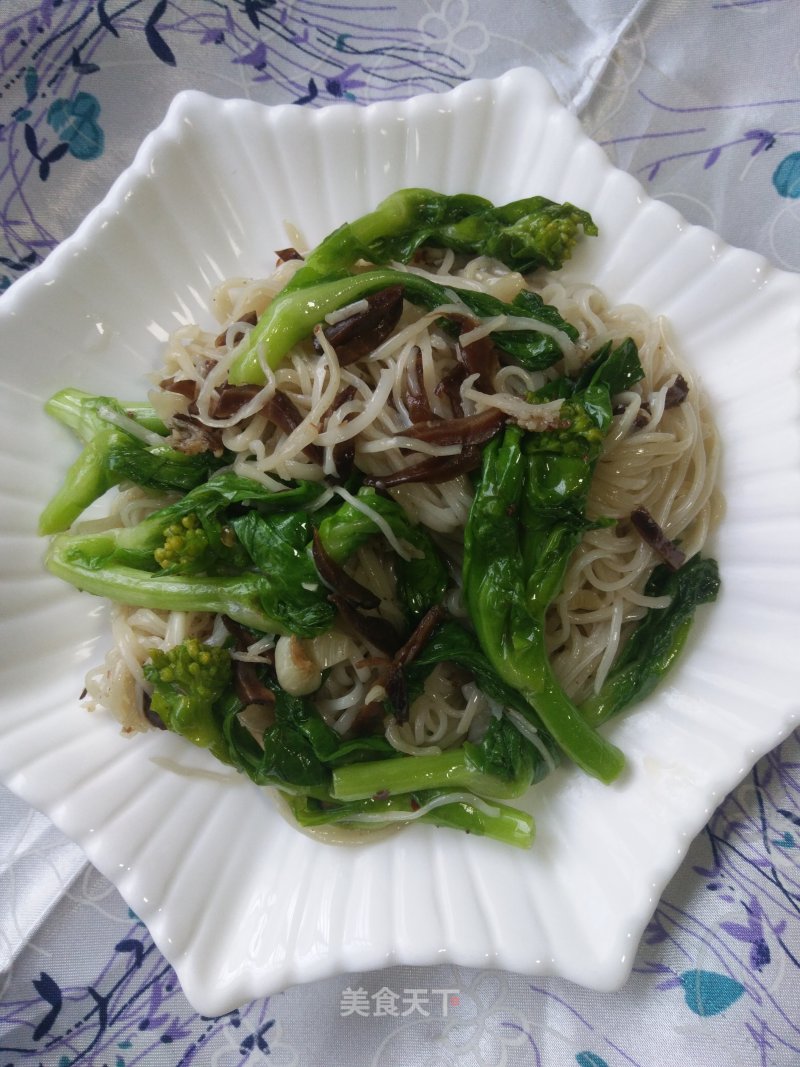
[84,252,723,779]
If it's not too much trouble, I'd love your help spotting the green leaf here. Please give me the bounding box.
[316,488,448,619]
[232,510,335,637]
[581,555,721,725]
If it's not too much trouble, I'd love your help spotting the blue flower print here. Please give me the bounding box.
[576,1054,611,1067]
[47,92,104,161]
[679,969,745,1016]
[772,152,800,198]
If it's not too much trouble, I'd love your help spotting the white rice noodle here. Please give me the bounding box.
[98,405,166,448]
[331,485,418,561]
[325,298,369,325]
[504,709,559,775]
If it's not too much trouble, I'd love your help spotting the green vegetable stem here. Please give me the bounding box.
[332,717,538,802]
[39,388,223,534]
[227,188,596,383]
[287,791,535,850]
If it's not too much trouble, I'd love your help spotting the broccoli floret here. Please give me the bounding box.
[154,513,214,573]
[433,196,598,273]
[144,638,232,760]
[529,394,609,459]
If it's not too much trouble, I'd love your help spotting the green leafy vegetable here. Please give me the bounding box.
[400,273,579,370]
[580,555,721,726]
[228,187,596,383]
[332,621,558,801]
[221,679,537,849]
[37,187,722,852]
[228,267,580,384]
[425,194,597,272]
[401,619,548,724]
[573,336,644,395]
[232,510,335,637]
[44,473,326,633]
[223,683,397,792]
[332,716,538,802]
[284,188,595,289]
[44,386,164,437]
[316,487,448,619]
[227,686,332,794]
[39,388,222,534]
[462,400,625,783]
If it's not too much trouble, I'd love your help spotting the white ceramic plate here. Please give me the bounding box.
[1,68,799,1015]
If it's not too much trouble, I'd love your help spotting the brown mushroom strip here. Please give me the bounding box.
[363,449,481,488]
[328,594,403,657]
[633,403,652,429]
[159,376,199,402]
[434,365,466,418]
[221,615,267,654]
[664,374,690,409]
[422,312,498,405]
[400,406,507,447]
[452,314,498,393]
[264,390,324,465]
[630,506,686,571]
[311,528,380,609]
[385,666,409,723]
[215,309,258,348]
[233,660,277,718]
[404,347,435,423]
[331,440,355,482]
[325,384,358,480]
[349,700,386,737]
[383,604,447,723]
[142,691,166,730]
[613,400,651,429]
[330,383,358,410]
[169,413,225,456]
[209,383,263,419]
[313,285,404,365]
[394,604,447,668]
[264,389,303,432]
[275,247,304,263]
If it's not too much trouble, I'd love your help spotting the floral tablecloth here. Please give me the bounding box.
[1,2,799,1065]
